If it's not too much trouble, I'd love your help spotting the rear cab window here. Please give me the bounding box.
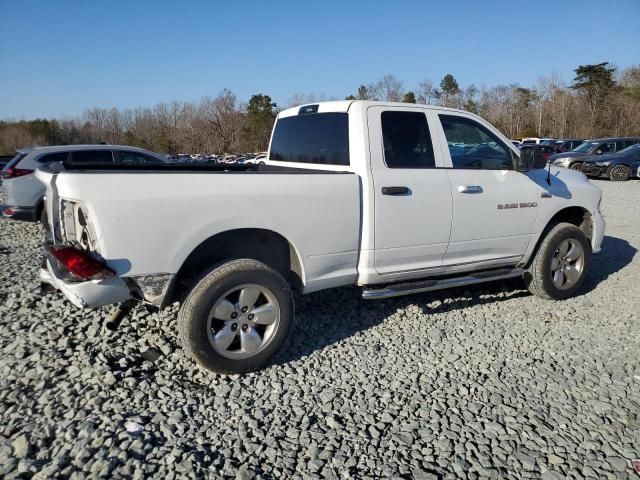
[269,112,349,165]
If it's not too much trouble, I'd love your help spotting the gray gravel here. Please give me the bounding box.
[1,180,639,479]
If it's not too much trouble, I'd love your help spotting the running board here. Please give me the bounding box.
[361,268,524,300]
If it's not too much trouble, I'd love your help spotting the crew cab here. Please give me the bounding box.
[37,101,605,374]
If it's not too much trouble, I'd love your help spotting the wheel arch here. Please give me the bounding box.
[171,228,305,303]
[525,206,594,268]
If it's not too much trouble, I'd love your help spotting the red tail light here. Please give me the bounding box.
[1,167,34,179]
[46,246,114,281]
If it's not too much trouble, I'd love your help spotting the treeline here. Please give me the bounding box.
[1,62,639,155]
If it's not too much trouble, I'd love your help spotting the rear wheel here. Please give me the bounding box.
[525,223,591,300]
[569,162,583,171]
[179,259,294,374]
[609,164,630,182]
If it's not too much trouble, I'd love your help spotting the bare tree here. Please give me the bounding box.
[416,79,439,105]
[369,75,404,102]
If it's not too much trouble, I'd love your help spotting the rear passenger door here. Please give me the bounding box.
[367,106,452,276]
[432,112,541,266]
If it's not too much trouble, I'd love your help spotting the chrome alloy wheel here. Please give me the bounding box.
[206,284,280,359]
[550,239,585,290]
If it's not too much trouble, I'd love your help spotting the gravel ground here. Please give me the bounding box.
[1,180,639,479]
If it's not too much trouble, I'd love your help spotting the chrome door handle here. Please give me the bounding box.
[458,185,483,194]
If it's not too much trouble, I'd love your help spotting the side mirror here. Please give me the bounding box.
[517,148,546,171]
[595,150,602,155]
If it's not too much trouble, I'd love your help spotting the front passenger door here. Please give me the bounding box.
[434,113,541,266]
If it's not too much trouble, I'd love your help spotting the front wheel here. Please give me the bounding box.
[524,223,591,300]
[609,165,630,182]
[569,162,583,171]
[179,259,294,374]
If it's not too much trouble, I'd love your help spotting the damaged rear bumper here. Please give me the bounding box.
[41,255,176,309]
[41,260,132,309]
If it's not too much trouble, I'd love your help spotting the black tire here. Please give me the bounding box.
[569,162,583,171]
[609,164,630,182]
[524,222,591,300]
[178,259,294,374]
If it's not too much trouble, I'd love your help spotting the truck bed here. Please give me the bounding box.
[40,162,362,295]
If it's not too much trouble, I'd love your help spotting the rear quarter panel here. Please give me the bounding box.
[52,171,362,293]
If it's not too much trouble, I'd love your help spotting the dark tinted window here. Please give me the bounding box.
[269,113,349,165]
[381,111,435,168]
[70,150,113,166]
[115,151,165,165]
[439,115,513,170]
[597,141,616,153]
[616,140,638,151]
[37,152,69,163]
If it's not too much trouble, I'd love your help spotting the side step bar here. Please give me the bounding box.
[362,268,524,300]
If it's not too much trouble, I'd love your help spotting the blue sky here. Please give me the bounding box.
[1,0,638,120]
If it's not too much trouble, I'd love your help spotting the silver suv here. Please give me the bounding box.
[1,145,166,222]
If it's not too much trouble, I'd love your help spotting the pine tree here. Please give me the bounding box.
[402,91,416,104]
[440,74,460,107]
[241,94,277,151]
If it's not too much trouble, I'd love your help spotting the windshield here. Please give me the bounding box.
[572,141,599,153]
[618,143,640,154]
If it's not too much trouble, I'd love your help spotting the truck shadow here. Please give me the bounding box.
[273,235,635,366]
[581,235,637,293]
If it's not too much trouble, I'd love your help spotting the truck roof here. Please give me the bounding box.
[277,100,474,118]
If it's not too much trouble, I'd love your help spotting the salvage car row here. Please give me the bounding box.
[515,136,640,181]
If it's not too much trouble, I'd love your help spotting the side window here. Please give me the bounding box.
[598,142,615,153]
[37,152,69,163]
[381,111,435,168]
[616,140,637,151]
[71,150,114,166]
[439,115,513,170]
[115,151,164,165]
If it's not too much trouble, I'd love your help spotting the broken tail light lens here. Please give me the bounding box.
[1,167,34,179]
[46,245,115,281]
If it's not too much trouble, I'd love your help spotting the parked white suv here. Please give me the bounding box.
[1,145,166,221]
[37,101,605,374]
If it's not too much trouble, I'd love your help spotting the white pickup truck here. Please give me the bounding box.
[38,101,605,374]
